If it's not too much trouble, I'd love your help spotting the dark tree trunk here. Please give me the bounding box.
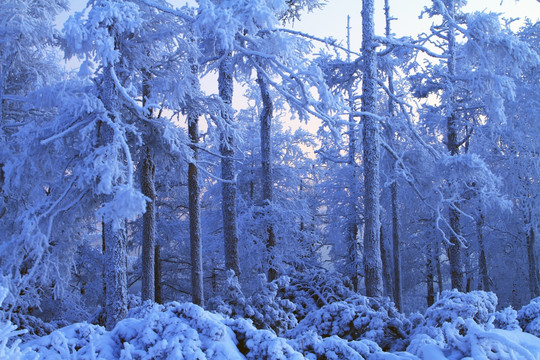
[141,74,155,303]
[427,242,436,307]
[477,214,490,291]
[141,146,156,302]
[361,0,384,297]
[188,110,204,306]
[391,180,403,311]
[445,0,465,292]
[527,221,539,298]
[154,244,162,304]
[219,54,240,276]
[380,224,393,297]
[257,69,277,281]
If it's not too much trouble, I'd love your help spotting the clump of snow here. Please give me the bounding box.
[517,297,540,337]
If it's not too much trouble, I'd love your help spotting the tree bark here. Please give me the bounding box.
[257,69,277,281]
[380,223,393,297]
[103,221,128,330]
[361,0,384,298]
[219,54,240,276]
[141,146,156,302]
[384,0,402,310]
[154,244,162,304]
[427,242,436,307]
[188,109,204,306]
[527,220,539,298]
[100,63,128,330]
[476,213,490,291]
[141,73,155,303]
[445,0,465,292]
[391,179,403,311]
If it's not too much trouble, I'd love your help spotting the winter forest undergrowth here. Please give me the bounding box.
[1,0,539,358]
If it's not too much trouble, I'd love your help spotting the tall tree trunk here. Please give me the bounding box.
[103,221,128,330]
[141,146,156,302]
[426,243,436,307]
[476,213,490,291]
[154,244,162,304]
[445,0,465,292]
[380,223,393,297]
[346,14,361,293]
[384,0,402,311]
[361,0,384,297]
[189,109,204,306]
[141,74,155,303]
[101,64,128,330]
[391,179,403,311]
[257,69,277,281]
[219,54,240,276]
[527,219,539,298]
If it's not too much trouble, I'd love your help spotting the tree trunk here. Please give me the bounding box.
[527,220,539,298]
[141,146,156,302]
[476,213,490,291]
[188,109,204,306]
[391,179,403,311]
[380,223,393,297]
[100,64,128,330]
[103,221,128,330]
[445,0,465,292]
[219,54,240,276]
[154,244,162,304]
[257,69,277,281]
[361,0,384,298]
[427,241,436,307]
[141,73,155,303]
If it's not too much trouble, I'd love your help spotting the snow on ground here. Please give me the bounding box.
[0,289,538,359]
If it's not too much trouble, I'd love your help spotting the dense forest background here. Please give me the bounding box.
[0,0,539,358]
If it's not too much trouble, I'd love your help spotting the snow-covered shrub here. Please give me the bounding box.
[278,268,355,321]
[408,317,540,359]
[287,295,410,351]
[25,302,245,359]
[424,290,498,327]
[23,322,105,359]
[209,271,297,335]
[289,330,381,360]
[23,300,310,359]
[517,296,540,336]
[225,317,304,360]
[492,307,520,331]
[0,287,30,359]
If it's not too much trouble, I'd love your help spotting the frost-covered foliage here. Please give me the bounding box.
[0,287,28,359]
[492,307,521,331]
[517,297,540,337]
[278,268,355,321]
[209,271,297,335]
[406,290,540,359]
[3,291,540,359]
[289,331,381,360]
[287,295,410,351]
[424,290,498,327]
[21,301,308,360]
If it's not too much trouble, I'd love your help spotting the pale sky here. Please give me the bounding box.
[57,0,540,47]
